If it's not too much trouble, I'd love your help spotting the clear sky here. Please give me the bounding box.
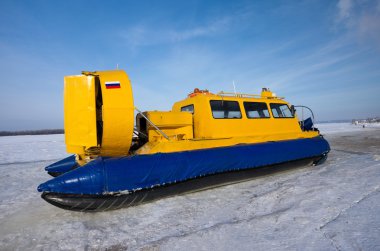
[0,0,379,130]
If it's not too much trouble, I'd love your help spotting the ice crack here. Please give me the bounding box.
[318,185,380,251]
[319,185,380,230]
[140,206,293,249]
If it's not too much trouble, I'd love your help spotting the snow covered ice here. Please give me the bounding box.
[0,123,379,250]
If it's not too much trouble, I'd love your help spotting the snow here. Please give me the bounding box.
[315,122,380,135]
[0,123,379,250]
[0,134,68,165]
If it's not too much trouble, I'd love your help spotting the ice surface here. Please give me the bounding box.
[0,124,379,250]
[0,134,68,165]
[315,122,380,135]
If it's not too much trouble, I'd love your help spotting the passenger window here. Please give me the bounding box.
[181,104,194,114]
[210,100,242,119]
[243,102,270,118]
[270,103,294,118]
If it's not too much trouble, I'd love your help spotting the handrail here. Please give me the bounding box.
[134,107,170,141]
[294,105,315,121]
[294,105,315,130]
[217,91,284,99]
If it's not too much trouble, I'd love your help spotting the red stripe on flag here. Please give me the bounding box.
[106,85,120,89]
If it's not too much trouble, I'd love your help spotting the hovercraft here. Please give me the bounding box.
[37,70,330,211]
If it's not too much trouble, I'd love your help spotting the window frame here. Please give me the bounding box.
[269,103,294,118]
[243,101,271,119]
[209,100,242,119]
[181,104,194,114]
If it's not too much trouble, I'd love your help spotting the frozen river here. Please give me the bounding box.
[0,123,379,250]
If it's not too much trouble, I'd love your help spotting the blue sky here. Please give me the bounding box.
[0,0,379,130]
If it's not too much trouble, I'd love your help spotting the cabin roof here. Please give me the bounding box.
[175,89,287,105]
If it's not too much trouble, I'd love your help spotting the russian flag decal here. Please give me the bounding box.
[105,81,121,89]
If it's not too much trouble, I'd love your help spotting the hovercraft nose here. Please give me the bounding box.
[37,178,63,192]
[37,158,105,195]
[44,155,78,177]
[37,174,76,193]
[37,183,47,192]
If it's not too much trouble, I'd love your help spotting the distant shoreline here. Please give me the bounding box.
[0,129,64,137]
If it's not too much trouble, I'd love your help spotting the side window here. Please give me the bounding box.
[181,104,194,114]
[243,102,270,118]
[210,100,242,119]
[270,103,293,118]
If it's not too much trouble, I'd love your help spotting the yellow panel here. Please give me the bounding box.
[145,111,193,141]
[64,75,97,154]
[147,111,192,127]
[96,70,134,156]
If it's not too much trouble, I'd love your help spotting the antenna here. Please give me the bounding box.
[233,80,237,95]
